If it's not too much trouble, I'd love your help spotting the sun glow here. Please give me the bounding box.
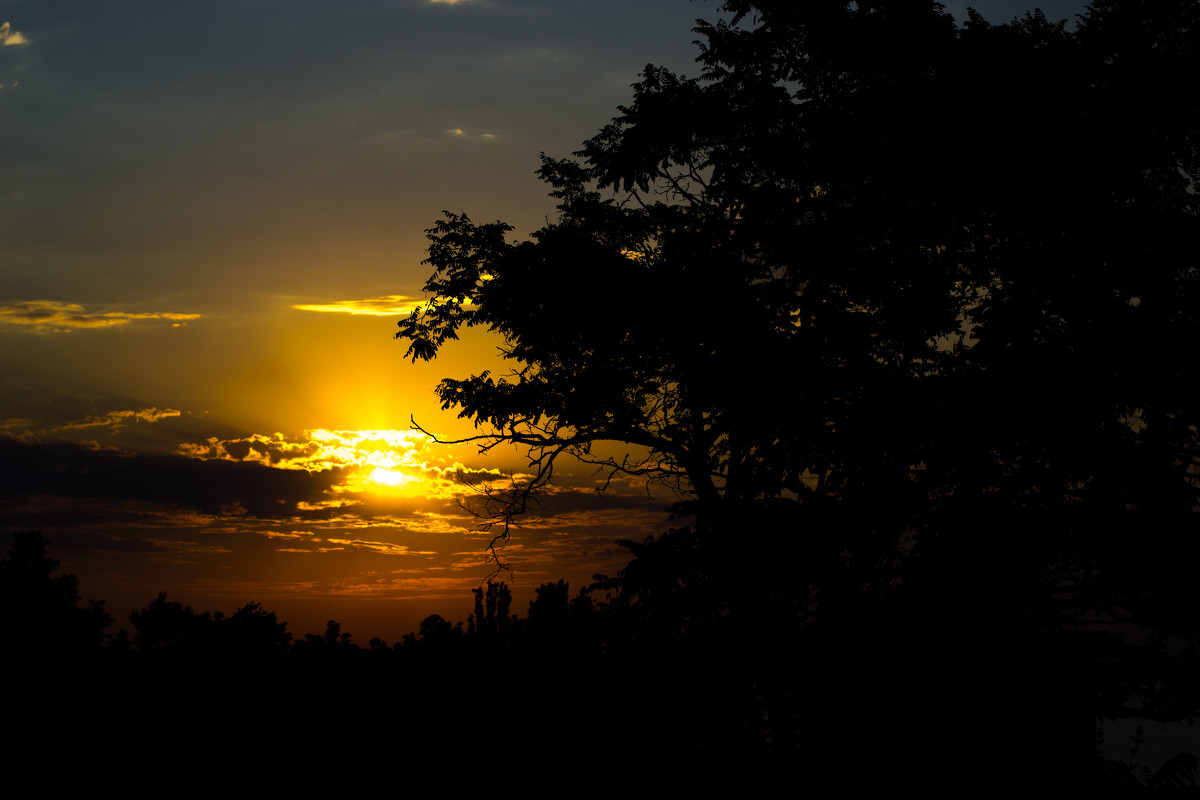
[369,466,422,487]
[182,428,474,499]
[308,429,438,495]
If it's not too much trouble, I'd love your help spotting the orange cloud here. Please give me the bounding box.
[179,428,503,501]
[0,300,201,332]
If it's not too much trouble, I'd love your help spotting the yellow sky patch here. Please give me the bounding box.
[292,295,423,316]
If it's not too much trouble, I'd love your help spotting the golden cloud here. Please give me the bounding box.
[292,295,424,317]
[323,537,434,556]
[179,428,500,501]
[0,22,28,46]
[0,300,201,332]
[264,530,316,540]
[59,407,182,431]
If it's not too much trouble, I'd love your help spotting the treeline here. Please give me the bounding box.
[4,529,1196,789]
[1,530,689,662]
[2,529,774,781]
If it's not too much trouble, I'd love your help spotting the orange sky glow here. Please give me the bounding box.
[0,0,1081,641]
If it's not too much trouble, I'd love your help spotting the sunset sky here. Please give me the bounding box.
[0,0,1087,641]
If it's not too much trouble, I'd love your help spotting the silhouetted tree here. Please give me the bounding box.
[129,591,215,654]
[400,0,1200,597]
[128,593,293,666]
[466,581,514,644]
[417,613,453,642]
[526,579,569,639]
[223,600,292,656]
[297,618,355,650]
[0,531,112,660]
[397,0,1199,783]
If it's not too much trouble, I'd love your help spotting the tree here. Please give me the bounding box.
[129,593,292,659]
[223,600,292,656]
[526,579,569,637]
[401,0,1196,594]
[0,531,112,659]
[397,0,1199,778]
[298,618,356,650]
[129,591,215,653]
[466,580,514,642]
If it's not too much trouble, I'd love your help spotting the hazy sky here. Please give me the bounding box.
[0,0,1091,640]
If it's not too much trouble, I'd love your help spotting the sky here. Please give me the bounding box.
[0,0,1090,642]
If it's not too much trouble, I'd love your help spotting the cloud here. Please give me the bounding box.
[447,128,496,140]
[59,407,182,431]
[292,295,424,316]
[0,300,201,333]
[0,434,352,520]
[180,432,323,468]
[0,22,28,46]
[427,0,482,5]
[179,428,500,502]
[293,294,477,322]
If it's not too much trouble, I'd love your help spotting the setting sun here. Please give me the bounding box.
[368,466,421,487]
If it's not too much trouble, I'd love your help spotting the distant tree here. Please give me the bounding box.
[466,581,514,643]
[417,613,454,642]
[526,579,569,637]
[129,592,215,653]
[223,601,292,656]
[300,619,355,649]
[399,613,463,657]
[129,594,291,660]
[0,531,112,659]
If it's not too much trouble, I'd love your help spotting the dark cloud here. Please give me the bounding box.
[180,433,322,467]
[0,434,352,519]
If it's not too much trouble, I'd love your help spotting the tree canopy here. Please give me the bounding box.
[399,0,1198,624]
[396,7,1200,765]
